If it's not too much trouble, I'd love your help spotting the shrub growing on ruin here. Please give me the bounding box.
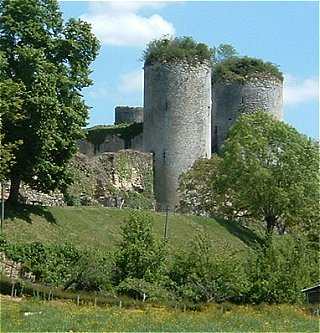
[143,36,213,66]
[212,56,283,83]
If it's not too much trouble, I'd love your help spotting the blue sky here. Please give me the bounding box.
[60,1,319,138]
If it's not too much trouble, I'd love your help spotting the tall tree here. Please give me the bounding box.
[179,112,319,235]
[0,0,100,202]
[0,51,23,181]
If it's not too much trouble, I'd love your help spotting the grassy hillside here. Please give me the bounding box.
[2,205,261,254]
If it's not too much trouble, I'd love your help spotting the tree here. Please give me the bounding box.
[114,211,166,284]
[0,52,24,181]
[212,43,238,63]
[0,0,100,203]
[179,112,319,235]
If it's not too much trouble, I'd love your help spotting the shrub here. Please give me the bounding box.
[212,56,283,83]
[64,250,114,294]
[0,239,82,286]
[168,231,247,303]
[244,236,319,304]
[117,277,172,302]
[113,211,167,285]
[143,36,213,66]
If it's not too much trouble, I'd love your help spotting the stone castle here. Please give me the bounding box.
[80,59,283,210]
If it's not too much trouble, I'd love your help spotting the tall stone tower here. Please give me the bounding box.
[212,59,283,152]
[144,61,212,210]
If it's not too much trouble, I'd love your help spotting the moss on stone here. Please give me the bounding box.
[86,123,143,147]
[212,56,283,83]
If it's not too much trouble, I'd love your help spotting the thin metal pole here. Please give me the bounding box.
[1,182,4,233]
[164,206,169,239]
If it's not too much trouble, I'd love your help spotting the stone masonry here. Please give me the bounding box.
[212,74,283,152]
[143,61,212,210]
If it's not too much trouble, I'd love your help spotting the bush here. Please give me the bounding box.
[168,231,247,303]
[0,239,82,286]
[117,277,172,302]
[113,211,167,286]
[143,36,213,66]
[244,236,319,304]
[212,56,283,83]
[64,250,114,293]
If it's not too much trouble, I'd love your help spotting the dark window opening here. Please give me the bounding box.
[124,139,131,149]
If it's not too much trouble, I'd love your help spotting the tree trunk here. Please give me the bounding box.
[7,177,21,204]
[265,215,276,234]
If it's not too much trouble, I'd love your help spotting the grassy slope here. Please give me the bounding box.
[2,206,261,254]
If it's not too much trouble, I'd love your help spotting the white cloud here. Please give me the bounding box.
[81,1,175,47]
[118,70,144,93]
[283,74,319,106]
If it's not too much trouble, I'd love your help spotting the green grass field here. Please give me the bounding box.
[2,205,261,254]
[1,296,317,332]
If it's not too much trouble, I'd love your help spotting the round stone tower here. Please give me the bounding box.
[115,106,143,124]
[212,60,283,152]
[144,61,212,210]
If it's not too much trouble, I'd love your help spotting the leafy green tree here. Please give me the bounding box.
[0,52,24,181]
[0,0,100,202]
[179,112,319,235]
[114,211,166,285]
[212,43,238,63]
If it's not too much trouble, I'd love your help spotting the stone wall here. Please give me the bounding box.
[0,252,36,282]
[115,106,144,124]
[65,150,155,209]
[143,61,211,210]
[212,75,283,152]
[5,151,154,209]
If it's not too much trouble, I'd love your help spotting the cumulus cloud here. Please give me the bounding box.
[81,1,175,46]
[283,74,319,106]
[118,69,144,93]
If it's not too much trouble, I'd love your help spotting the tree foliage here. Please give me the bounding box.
[179,112,319,236]
[114,211,166,285]
[212,43,238,63]
[0,0,100,201]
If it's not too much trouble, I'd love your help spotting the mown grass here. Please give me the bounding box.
[2,205,261,254]
[1,296,317,332]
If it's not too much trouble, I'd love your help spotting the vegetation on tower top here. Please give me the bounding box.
[212,56,283,83]
[143,36,213,66]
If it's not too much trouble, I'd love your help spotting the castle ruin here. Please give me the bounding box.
[80,57,283,210]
